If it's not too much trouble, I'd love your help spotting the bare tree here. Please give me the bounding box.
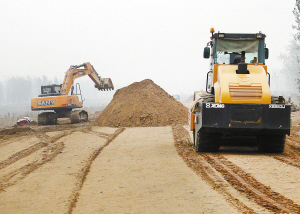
[293,0,300,40]
[279,0,300,94]
[0,82,3,105]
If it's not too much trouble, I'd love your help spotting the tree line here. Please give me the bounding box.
[0,74,114,109]
[280,0,300,93]
[0,75,60,106]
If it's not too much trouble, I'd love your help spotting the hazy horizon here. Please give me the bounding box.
[0,0,299,112]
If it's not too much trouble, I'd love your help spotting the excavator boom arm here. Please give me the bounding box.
[60,62,114,94]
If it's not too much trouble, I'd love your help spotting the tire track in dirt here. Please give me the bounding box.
[0,129,111,213]
[271,139,300,169]
[0,127,34,141]
[205,155,300,213]
[72,127,240,213]
[269,126,300,169]
[0,138,46,170]
[0,131,72,170]
[88,130,110,139]
[0,130,73,192]
[173,125,300,213]
[67,128,125,214]
[172,125,255,214]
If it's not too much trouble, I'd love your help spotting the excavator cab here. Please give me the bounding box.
[38,84,68,102]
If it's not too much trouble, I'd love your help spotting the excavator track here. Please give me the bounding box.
[38,112,57,125]
[71,110,88,124]
[38,113,48,125]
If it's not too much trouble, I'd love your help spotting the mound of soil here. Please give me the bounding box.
[0,127,33,140]
[95,79,188,127]
[30,121,38,125]
[0,127,32,135]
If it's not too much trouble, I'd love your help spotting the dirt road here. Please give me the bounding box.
[1,113,300,213]
[73,127,239,214]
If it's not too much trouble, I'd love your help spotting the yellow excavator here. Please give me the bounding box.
[31,62,114,125]
[190,28,291,153]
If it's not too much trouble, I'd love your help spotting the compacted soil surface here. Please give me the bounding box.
[1,80,300,213]
[0,119,240,214]
[0,112,300,213]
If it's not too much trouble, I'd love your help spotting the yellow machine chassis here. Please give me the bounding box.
[213,64,271,104]
[31,95,82,111]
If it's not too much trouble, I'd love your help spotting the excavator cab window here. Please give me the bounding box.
[42,87,51,94]
[40,84,62,95]
[53,86,61,93]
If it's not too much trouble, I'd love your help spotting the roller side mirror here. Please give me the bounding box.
[203,47,210,59]
[265,48,269,59]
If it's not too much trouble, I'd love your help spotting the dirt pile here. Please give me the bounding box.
[0,127,33,139]
[0,127,32,136]
[95,79,188,127]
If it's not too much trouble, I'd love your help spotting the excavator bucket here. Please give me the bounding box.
[95,78,114,91]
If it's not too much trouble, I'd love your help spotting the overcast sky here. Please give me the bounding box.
[0,0,296,97]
